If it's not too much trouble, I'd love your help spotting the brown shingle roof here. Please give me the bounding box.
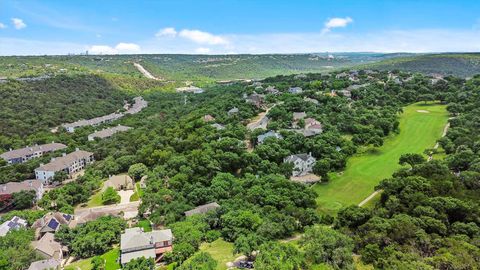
[0,180,42,195]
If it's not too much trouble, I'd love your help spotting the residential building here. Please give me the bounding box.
[284,153,316,177]
[28,259,60,270]
[105,174,134,191]
[62,113,124,133]
[203,115,215,122]
[0,216,27,237]
[293,112,307,121]
[32,232,67,260]
[0,180,44,204]
[288,87,303,94]
[245,93,265,108]
[0,143,67,164]
[120,227,174,265]
[257,131,283,144]
[211,123,226,130]
[175,86,204,94]
[61,97,147,133]
[294,74,307,79]
[304,97,319,105]
[126,97,148,114]
[35,150,94,184]
[32,212,74,238]
[228,107,239,116]
[247,115,269,131]
[184,202,220,217]
[265,86,280,95]
[88,125,132,141]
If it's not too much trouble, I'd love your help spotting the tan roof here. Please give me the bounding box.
[105,174,134,190]
[185,202,220,216]
[36,150,93,172]
[33,233,63,259]
[0,180,42,195]
[88,125,132,139]
[28,259,60,270]
[0,143,67,160]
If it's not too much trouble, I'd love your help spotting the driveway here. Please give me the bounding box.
[118,190,134,204]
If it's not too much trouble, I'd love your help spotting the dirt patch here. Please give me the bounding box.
[417,110,430,113]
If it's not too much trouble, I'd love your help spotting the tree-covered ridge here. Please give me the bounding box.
[0,74,131,139]
[366,53,480,78]
[0,53,402,82]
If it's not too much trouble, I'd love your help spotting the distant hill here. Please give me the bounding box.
[364,53,480,77]
[0,53,402,82]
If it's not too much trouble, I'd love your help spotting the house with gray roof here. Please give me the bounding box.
[105,174,134,191]
[284,153,316,177]
[0,216,27,237]
[126,97,148,114]
[34,149,94,184]
[1,143,67,164]
[88,125,132,141]
[120,227,174,265]
[62,112,124,133]
[28,259,60,270]
[288,87,303,94]
[184,202,220,217]
[0,180,44,202]
[245,93,265,108]
[228,107,239,116]
[265,86,280,95]
[257,131,283,144]
[211,123,226,130]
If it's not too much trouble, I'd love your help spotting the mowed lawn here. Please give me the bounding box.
[199,238,238,270]
[313,102,448,215]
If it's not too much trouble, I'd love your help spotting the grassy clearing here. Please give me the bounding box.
[64,248,120,270]
[313,102,448,216]
[136,219,152,232]
[199,238,238,270]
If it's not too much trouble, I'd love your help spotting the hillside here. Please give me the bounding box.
[365,53,480,77]
[0,53,402,82]
[0,75,130,139]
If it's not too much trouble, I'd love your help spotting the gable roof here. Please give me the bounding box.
[121,228,173,251]
[36,150,93,172]
[0,180,42,195]
[284,153,315,163]
[105,174,134,190]
[184,202,220,217]
[0,216,27,236]
[28,259,60,270]
[88,125,131,140]
[1,143,67,160]
[33,212,73,233]
[33,232,63,259]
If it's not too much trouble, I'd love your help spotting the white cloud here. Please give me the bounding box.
[115,42,141,52]
[156,27,177,37]
[179,29,229,45]
[322,17,353,34]
[87,43,141,54]
[195,47,211,54]
[0,23,6,29]
[11,18,27,29]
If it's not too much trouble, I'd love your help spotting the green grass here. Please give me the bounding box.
[64,248,120,270]
[129,182,143,202]
[198,238,238,270]
[313,102,448,215]
[136,219,152,232]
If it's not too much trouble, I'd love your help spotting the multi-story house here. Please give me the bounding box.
[284,153,316,177]
[120,227,174,265]
[0,180,44,205]
[34,149,94,184]
[0,143,67,164]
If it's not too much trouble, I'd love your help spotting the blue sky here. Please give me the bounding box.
[1,0,480,55]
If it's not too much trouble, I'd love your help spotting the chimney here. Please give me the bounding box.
[52,141,55,144]
[51,158,56,162]
[75,147,79,151]
[62,153,66,157]
[29,181,33,187]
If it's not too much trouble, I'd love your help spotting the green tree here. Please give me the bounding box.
[301,225,354,270]
[101,187,120,205]
[11,190,36,210]
[123,257,155,270]
[254,242,304,270]
[177,252,217,270]
[128,163,148,181]
[399,153,426,167]
[53,171,69,183]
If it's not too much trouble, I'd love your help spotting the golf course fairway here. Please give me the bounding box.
[313,102,448,216]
